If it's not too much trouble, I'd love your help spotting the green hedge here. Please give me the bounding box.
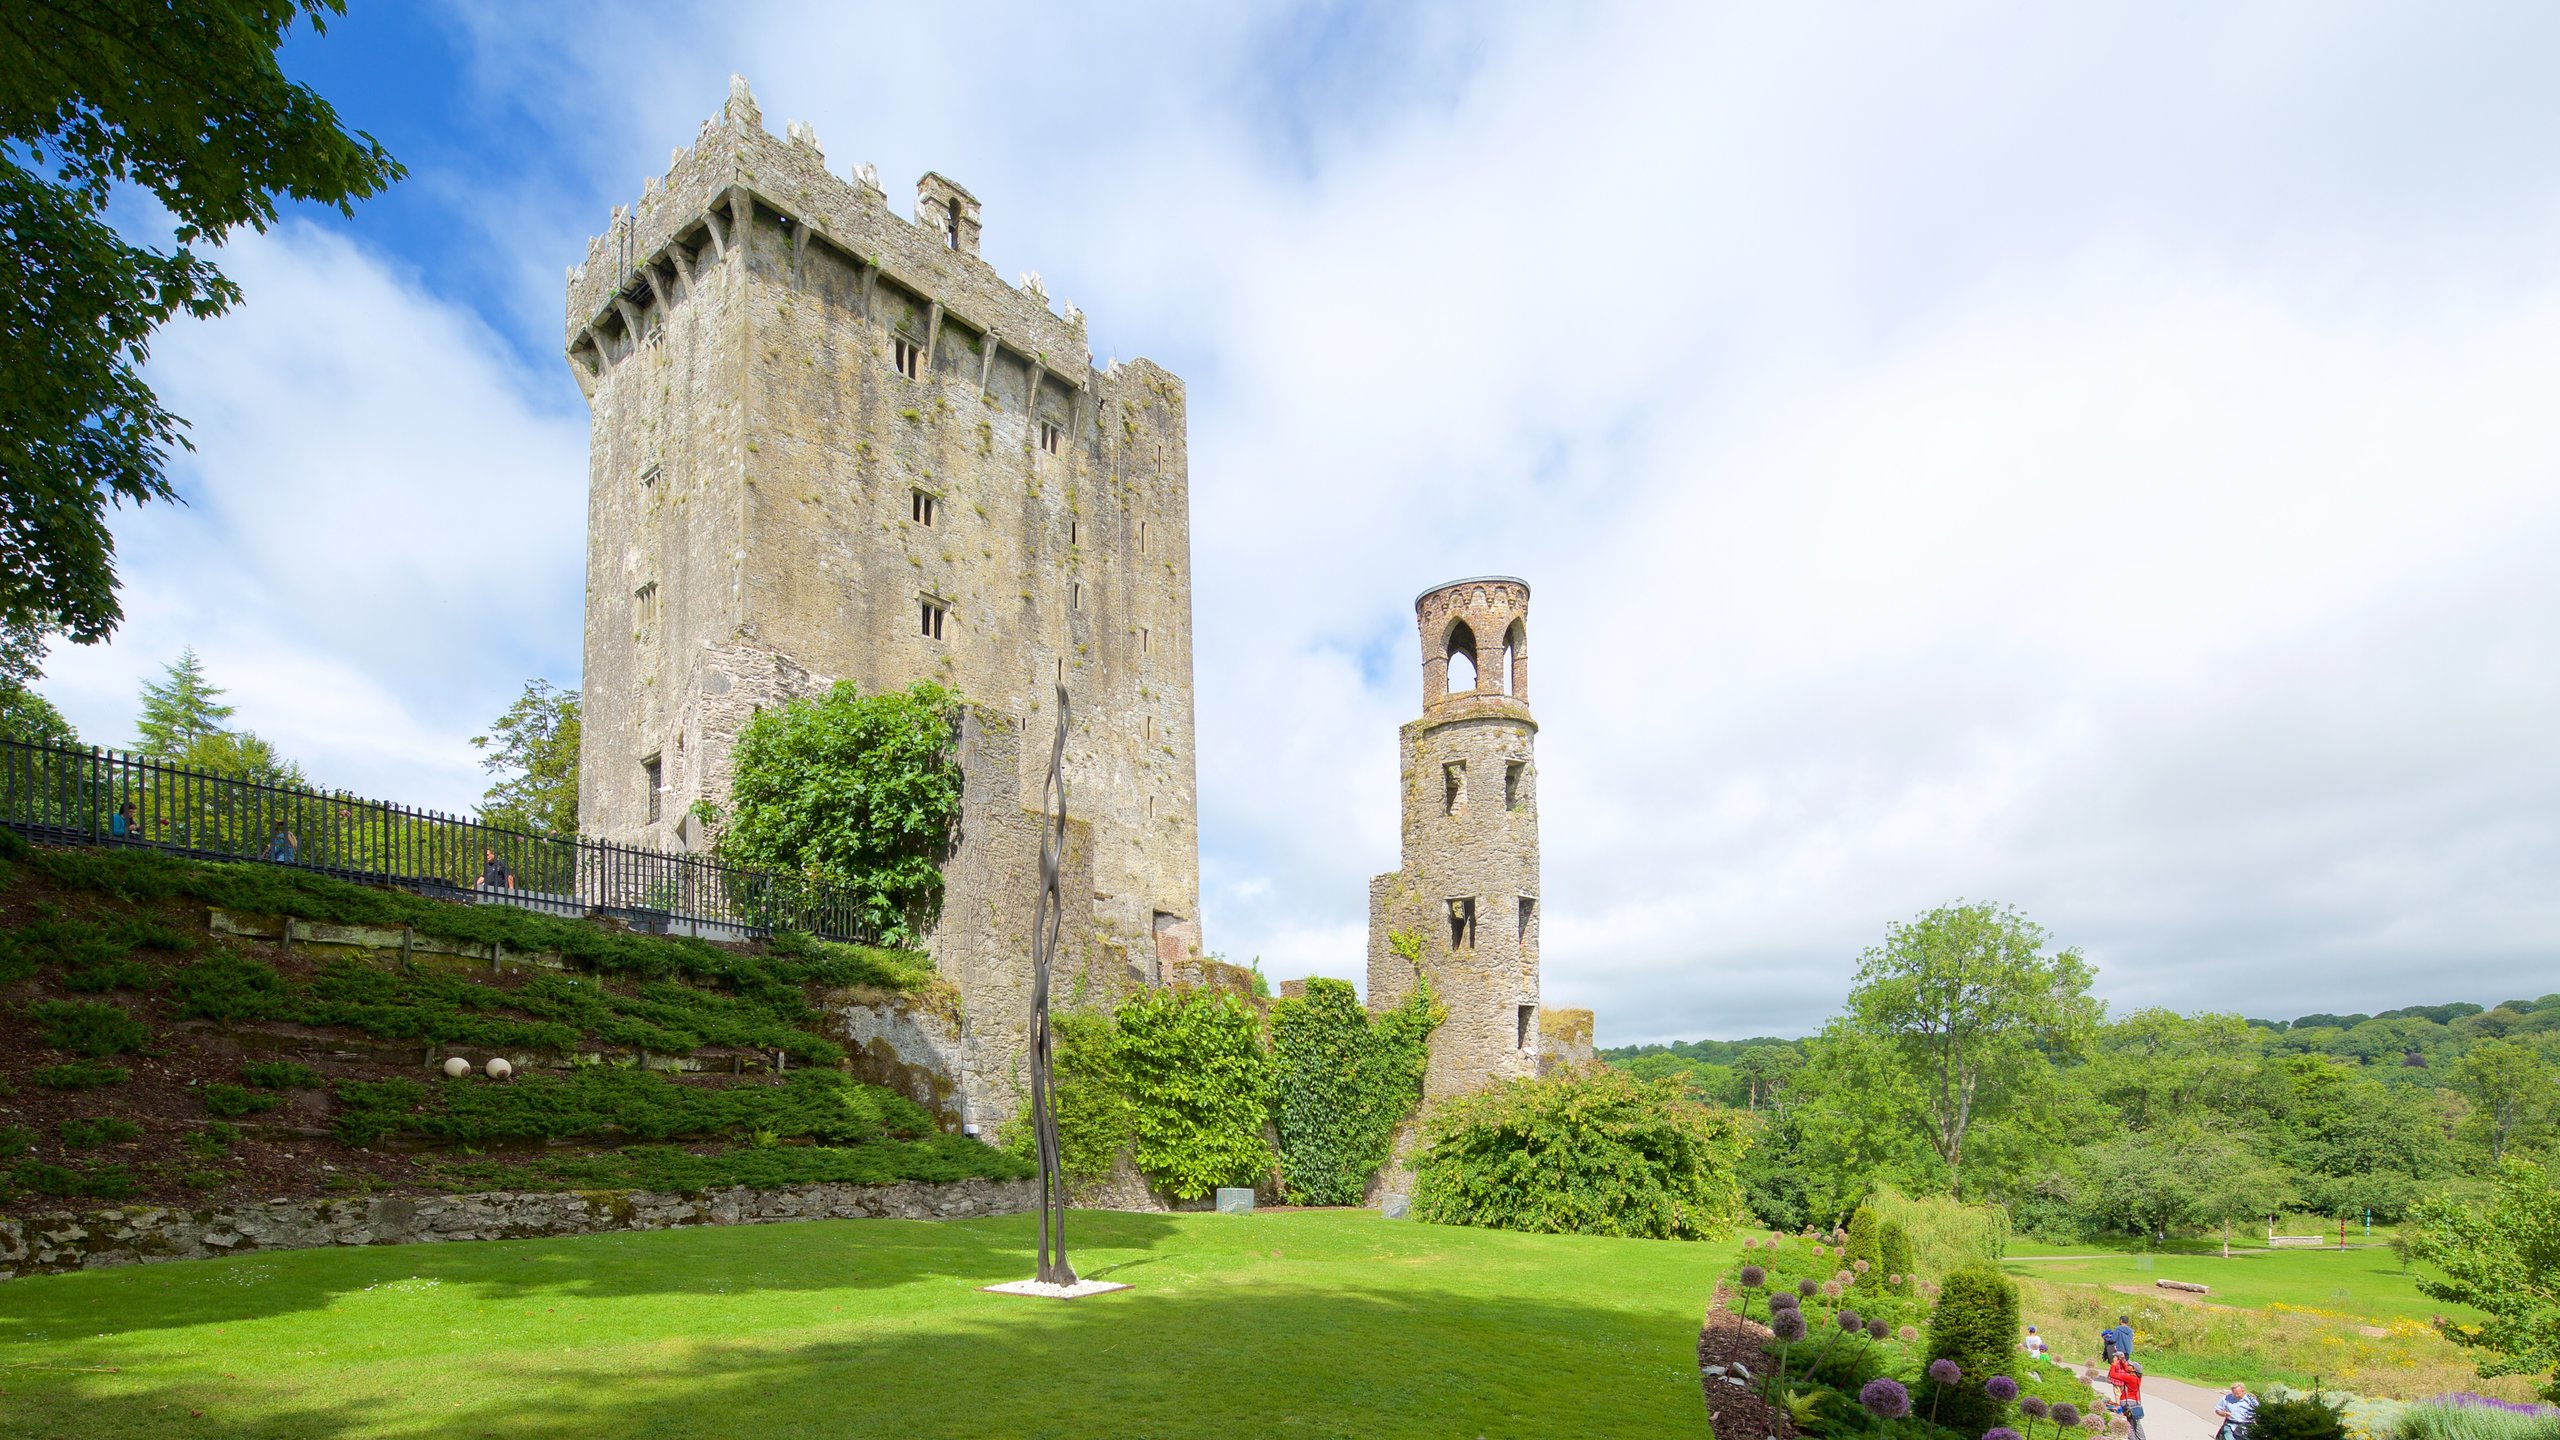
[1411,1066,1751,1240]
[330,1067,932,1149]
[1923,1262,2022,1433]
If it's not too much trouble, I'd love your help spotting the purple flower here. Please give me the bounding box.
[1855,1258,1872,1273]
[1798,1278,1819,1297]
[2083,1417,2106,1433]
[1835,1269,1855,1283]
[1867,1318,1890,1340]
[1821,1281,1843,1299]
[1837,1309,1864,1332]
[1861,1379,1914,1420]
[1987,1376,2020,1402]
[1739,1264,1767,1288]
[1745,1237,1761,1249]
[1930,1359,1964,1385]
[1985,1430,2023,1440]
[2022,1396,2052,1419]
[1772,1308,1809,1343]
[1899,1326,1920,1343]
[2053,1403,2083,1428]
[1770,1292,1800,1312]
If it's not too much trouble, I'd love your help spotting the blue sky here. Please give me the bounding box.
[35,1,2560,1041]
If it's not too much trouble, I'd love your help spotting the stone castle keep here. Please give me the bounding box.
[566,79,1585,1140]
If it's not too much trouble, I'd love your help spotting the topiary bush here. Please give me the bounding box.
[2255,1391,2352,1440]
[1411,1066,1750,1240]
[1270,976,1438,1205]
[1845,1203,1884,1293]
[1882,1220,1917,1296]
[1924,1262,2022,1434]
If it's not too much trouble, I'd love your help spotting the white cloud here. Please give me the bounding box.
[42,223,588,812]
[44,1,2560,1044]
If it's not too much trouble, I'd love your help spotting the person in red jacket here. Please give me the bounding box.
[2108,1357,2147,1440]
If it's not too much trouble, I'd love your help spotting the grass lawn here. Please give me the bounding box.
[0,1209,1739,1439]
[2001,1245,2446,1324]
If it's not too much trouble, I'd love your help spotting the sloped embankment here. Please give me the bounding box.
[0,831,1029,1217]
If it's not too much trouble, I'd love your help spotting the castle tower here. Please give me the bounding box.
[563,79,1202,1122]
[1367,577,1541,1099]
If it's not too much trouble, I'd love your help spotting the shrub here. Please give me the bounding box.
[241,1059,323,1089]
[1113,986,1273,1200]
[414,1134,1033,1196]
[1411,1066,1751,1240]
[1867,1185,2010,1279]
[1846,1204,1884,1293]
[1270,976,1439,1205]
[5,1158,136,1199]
[329,1067,931,1150]
[57,1117,141,1148]
[1925,1263,2022,1434]
[1000,1008,1133,1185]
[2393,1396,2560,1440]
[0,1125,33,1157]
[167,951,295,1022]
[26,998,151,1055]
[1882,1221,1917,1296]
[31,1060,129,1088]
[202,1082,281,1117]
[2255,1391,2352,1440]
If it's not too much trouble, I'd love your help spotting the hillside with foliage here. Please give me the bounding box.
[0,832,1020,1212]
[1604,906,2560,1241]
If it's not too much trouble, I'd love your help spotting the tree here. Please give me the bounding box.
[2069,1124,2294,1253]
[1842,902,2101,1197]
[1410,1067,1751,1240]
[178,728,301,788]
[1734,1044,1803,1111]
[0,678,78,746]
[0,1,401,657]
[471,680,580,838]
[2406,1158,2560,1402]
[133,647,231,756]
[2453,1040,2555,1164]
[715,680,961,945]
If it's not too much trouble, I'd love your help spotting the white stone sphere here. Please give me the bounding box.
[485,1057,513,1080]
[442,1056,471,1078]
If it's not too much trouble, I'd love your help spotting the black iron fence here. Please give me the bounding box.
[0,737,876,945]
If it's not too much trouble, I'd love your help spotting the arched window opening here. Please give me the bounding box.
[1503,618,1528,699]
[1444,619,1479,695]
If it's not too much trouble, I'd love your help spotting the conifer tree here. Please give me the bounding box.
[134,647,233,756]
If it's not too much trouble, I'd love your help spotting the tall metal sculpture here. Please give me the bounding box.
[1029,685,1076,1285]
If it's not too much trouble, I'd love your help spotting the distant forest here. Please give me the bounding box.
[1599,982,2560,1240]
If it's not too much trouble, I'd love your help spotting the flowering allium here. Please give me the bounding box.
[1867,1318,1890,1340]
[1986,1376,2020,1402]
[1821,1281,1842,1299]
[1985,1429,2023,1440]
[1739,1265,1767,1289]
[1860,1379,1913,1420]
[1854,1259,1872,1274]
[1745,1237,1760,1250]
[1835,1269,1854,1283]
[1889,1274,1903,1286]
[1799,1278,1820,1297]
[2053,1403,2083,1428]
[1773,1308,1809,1343]
[1929,1359,1963,1385]
[1899,1326,1920,1343]
[2022,1396,2051,1419]
[2084,1416,2105,1432]
[1770,1291,1799,1312]
[1837,1310,1864,1332]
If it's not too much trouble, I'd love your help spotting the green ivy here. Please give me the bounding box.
[1410,1066,1751,1240]
[1112,987,1274,1201]
[715,680,963,946]
[999,1008,1133,1184]
[1270,976,1439,1205]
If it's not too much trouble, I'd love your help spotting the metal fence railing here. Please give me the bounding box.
[0,737,877,945]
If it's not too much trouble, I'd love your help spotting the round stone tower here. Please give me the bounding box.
[1366,576,1541,1100]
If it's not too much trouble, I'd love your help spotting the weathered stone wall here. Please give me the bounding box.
[1368,578,1544,1101]
[569,76,1200,974]
[1536,1006,1596,1076]
[0,1176,1036,1280]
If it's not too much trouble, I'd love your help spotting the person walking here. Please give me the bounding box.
[2107,1357,2147,1440]
[2101,1316,2135,1363]
[265,819,299,864]
[2024,1324,2048,1360]
[2214,1383,2256,1440]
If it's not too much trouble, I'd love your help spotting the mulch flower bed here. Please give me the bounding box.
[1700,1283,1796,1440]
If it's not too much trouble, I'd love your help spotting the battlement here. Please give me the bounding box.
[563,75,1089,386]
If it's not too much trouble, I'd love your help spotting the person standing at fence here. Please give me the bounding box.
[477,847,515,892]
[266,820,299,864]
[111,802,136,839]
